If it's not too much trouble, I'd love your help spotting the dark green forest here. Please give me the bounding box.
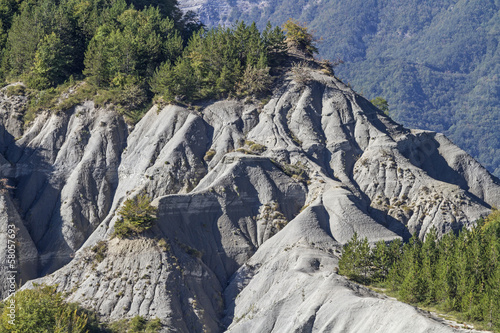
[339,210,500,332]
[203,0,500,177]
[0,0,290,124]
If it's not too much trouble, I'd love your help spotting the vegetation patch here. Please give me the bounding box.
[157,238,170,252]
[204,149,216,161]
[150,21,287,103]
[282,18,318,56]
[0,284,100,332]
[338,209,500,332]
[108,316,161,333]
[113,194,157,239]
[290,61,313,84]
[273,160,309,183]
[91,240,108,263]
[370,97,390,116]
[178,242,203,259]
[258,201,289,231]
[4,84,26,97]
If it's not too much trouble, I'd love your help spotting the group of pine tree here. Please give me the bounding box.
[339,209,500,331]
[0,0,310,121]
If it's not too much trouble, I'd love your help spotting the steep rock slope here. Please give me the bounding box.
[0,94,128,277]
[3,69,500,332]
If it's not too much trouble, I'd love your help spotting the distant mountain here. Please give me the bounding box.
[178,0,500,177]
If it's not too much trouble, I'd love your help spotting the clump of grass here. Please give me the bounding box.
[157,238,170,252]
[273,160,309,183]
[4,84,26,97]
[108,316,162,333]
[91,240,108,263]
[291,61,313,84]
[250,143,267,153]
[204,149,216,161]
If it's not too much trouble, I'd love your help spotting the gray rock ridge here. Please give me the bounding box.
[0,101,128,278]
[4,68,500,332]
[0,190,38,296]
[0,84,27,152]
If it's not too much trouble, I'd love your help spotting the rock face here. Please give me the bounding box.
[177,0,231,27]
[2,70,499,332]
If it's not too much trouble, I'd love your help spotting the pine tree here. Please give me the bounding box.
[282,18,318,57]
[453,229,473,313]
[339,232,363,281]
[262,21,287,67]
[434,231,455,308]
[396,236,423,302]
[4,1,46,77]
[371,241,390,283]
[29,32,72,89]
[421,227,438,303]
[84,24,112,86]
[113,194,157,238]
[0,0,22,50]
[338,233,372,283]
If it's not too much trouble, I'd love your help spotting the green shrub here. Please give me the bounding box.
[54,82,98,112]
[236,66,273,98]
[0,285,91,332]
[274,161,309,183]
[113,194,157,239]
[178,242,202,259]
[157,238,170,251]
[250,143,267,154]
[4,84,26,97]
[282,19,318,56]
[204,149,216,161]
[23,88,59,124]
[108,316,161,333]
[370,97,390,116]
[91,241,108,263]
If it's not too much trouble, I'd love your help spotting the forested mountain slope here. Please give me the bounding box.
[177,0,500,177]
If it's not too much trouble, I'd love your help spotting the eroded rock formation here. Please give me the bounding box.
[1,69,498,332]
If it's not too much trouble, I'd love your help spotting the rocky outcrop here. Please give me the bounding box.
[4,68,500,332]
[1,99,128,276]
[0,190,38,297]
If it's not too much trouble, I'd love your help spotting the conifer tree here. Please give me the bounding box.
[282,18,318,56]
[434,231,455,308]
[421,227,438,303]
[396,236,423,302]
[338,232,371,283]
[338,232,362,281]
[113,194,157,238]
[84,24,112,86]
[453,230,470,312]
[262,22,287,67]
[4,1,45,77]
[371,240,390,282]
[29,32,72,89]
